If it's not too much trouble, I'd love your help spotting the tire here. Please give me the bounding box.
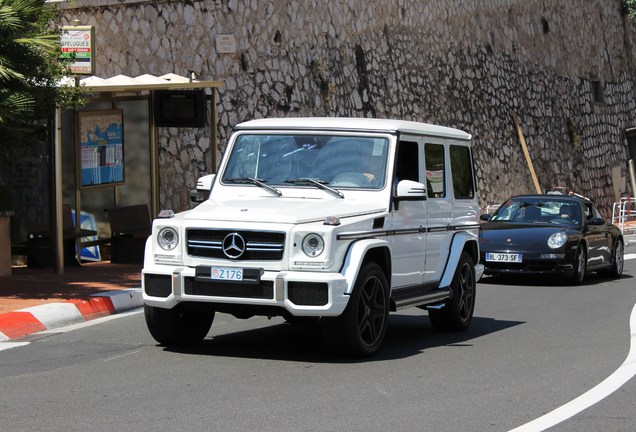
[599,239,624,279]
[429,252,476,331]
[322,262,389,357]
[569,244,586,285]
[145,304,215,347]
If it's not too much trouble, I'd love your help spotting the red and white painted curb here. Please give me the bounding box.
[0,288,142,341]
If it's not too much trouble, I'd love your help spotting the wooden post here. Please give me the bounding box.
[512,112,542,194]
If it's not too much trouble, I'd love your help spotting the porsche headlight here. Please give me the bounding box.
[547,231,568,249]
[302,233,324,257]
[157,227,179,251]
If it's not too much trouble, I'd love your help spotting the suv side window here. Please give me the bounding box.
[450,145,475,199]
[395,140,419,182]
[425,143,445,198]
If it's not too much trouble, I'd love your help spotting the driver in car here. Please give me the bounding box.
[559,204,579,223]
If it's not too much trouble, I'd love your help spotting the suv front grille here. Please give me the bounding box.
[184,277,274,299]
[186,229,285,260]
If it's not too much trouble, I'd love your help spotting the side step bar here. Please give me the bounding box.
[391,286,451,310]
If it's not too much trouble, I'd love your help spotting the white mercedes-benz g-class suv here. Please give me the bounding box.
[142,117,484,356]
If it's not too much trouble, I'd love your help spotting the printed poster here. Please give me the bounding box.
[79,110,124,188]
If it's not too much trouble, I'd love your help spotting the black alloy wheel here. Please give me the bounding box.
[322,262,389,357]
[145,303,215,347]
[429,252,476,331]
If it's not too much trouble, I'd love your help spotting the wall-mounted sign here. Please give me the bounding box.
[78,110,124,188]
[61,26,95,75]
[216,34,237,54]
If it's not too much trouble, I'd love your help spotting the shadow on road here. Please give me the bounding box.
[480,271,633,287]
[163,313,523,363]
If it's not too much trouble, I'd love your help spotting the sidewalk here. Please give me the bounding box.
[0,261,143,341]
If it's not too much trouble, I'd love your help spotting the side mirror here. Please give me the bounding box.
[587,217,606,226]
[480,214,492,221]
[190,174,216,208]
[196,174,216,192]
[393,180,427,210]
[396,180,427,198]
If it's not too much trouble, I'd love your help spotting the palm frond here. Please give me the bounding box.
[0,91,36,126]
[15,34,60,51]
[0,56,25,81]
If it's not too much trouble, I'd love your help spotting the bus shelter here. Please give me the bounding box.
[49,73,223,273]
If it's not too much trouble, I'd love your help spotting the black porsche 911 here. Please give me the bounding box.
[479,194,624,284]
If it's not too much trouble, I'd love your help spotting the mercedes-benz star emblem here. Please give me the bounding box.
[223,233,246,258]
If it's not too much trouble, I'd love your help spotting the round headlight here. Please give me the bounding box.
[302,233,324,257]
[547,231,568,249]
[158,227,179,251]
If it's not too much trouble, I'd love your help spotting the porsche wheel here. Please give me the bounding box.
[570,244,586,285]
[599,239,624,279]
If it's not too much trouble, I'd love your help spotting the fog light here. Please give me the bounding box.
[540,253,565,259]
[294,261,325,267]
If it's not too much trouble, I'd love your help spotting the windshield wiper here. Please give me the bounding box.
[285,177,344,199]
[224,177,282,197]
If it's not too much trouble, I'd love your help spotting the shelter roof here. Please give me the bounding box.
[59,73,223,94]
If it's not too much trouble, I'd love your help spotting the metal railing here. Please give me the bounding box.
[612,197,636,242]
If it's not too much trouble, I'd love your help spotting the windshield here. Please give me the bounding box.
[222,134,389,189]
[491,197,582,225]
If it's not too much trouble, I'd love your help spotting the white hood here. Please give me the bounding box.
[185,195,386,224]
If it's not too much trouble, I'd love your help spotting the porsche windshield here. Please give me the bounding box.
[222,134,389,189]
[491,197,582,225]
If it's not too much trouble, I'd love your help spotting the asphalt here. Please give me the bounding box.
[1,236,634,343]
[0,261,143,341]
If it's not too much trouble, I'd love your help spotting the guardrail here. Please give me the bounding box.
[612,197,636,243]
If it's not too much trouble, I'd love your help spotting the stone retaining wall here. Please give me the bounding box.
[58,0,636,215]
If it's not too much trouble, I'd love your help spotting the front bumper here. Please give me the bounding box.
[480,251,575,276]
[142,264,350,317]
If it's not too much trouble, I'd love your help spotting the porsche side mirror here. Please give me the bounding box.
[587,217,606,226]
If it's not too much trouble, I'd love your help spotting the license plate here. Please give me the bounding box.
[485,252,523,263]
[210,267,243,281]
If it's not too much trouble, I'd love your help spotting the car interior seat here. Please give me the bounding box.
[523,205,541,221]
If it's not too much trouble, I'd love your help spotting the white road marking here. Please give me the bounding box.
[104,348,143,362]
[509,301,636,432]
[624,253,636,260]
[0,342,30,352]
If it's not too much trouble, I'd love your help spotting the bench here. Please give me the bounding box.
[106,204,152,263]
[12,204,98,267]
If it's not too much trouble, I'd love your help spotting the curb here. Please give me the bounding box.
[0,288,143,342]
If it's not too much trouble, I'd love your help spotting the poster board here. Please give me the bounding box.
[78,109,125,188]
